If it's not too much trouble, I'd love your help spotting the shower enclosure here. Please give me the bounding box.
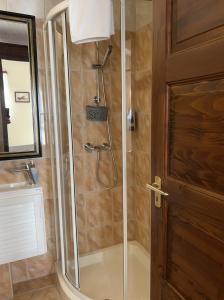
[44,1,152,299]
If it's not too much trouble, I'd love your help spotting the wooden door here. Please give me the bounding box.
[151,1,224,299]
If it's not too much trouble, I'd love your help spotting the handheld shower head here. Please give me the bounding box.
[92,45,113,69]
[101,45,112,67]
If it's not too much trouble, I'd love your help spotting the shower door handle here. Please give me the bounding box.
[146,176,168,208]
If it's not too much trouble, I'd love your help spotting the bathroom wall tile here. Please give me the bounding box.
[11,260,28,284]
[135,24,152,72]
[136,0,152,30]
[78,231,88,255]
[110,72,122,112]
[87,225,114,252]
[125,0,136,32]
[127,186,135,220]
[86,121,108,143]
[135,222,150,252]
[113,220,136,245]
[86,190,113,228]
[113,0,121,30]
[133,22,152,253]
[134,113,151,153]
[114,150,122,186]
[74,154,97,193]
[83,70,98,105]
[128,219,136,241]
[81,43,96,70]
[0,264,13,300]
[135,152,150,187]
[13,274,57,296]
[111,113,122,150]
[13,285,61,300]
[44,198,56,239]
[73,125,86,155]
[113,186,135,221]
[26,252,55,280]
[110,32,121,72]
[76,194,86,231]
[70,71,85,114]
[94,157,113,190]
[113,187,123,222]
[135,186,151,227]
[113,222,123,244]
[35,158,53,200]
[26,237,56,280]
[69,43,82,72]
[99,71,112,104]
[134,71,152,113]
[0,166,24,185]
[127,151,135,187]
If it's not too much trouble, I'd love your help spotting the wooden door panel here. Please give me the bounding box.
[172,0,224,51]
[152,0,224,299]
[167,40,224,82]
[166,213,224,299]
[166,179,224,241]
[168,79,224,194]
[162,282,185,300]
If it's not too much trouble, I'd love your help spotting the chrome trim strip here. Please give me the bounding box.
[121,0,128,299]
[48,20,66,275]
[61,12,80,289]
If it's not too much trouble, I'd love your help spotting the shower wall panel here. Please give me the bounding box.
[69,30,135,255]
[133,21,152,252]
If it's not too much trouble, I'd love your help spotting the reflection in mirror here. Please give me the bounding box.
[0,12,41,159]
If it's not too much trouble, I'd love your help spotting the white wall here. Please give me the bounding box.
[2,60,34,148]
[0,0,62,18]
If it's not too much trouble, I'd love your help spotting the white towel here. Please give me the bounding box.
[69,0,114,44]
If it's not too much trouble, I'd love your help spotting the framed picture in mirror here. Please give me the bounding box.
[15,92,30,103]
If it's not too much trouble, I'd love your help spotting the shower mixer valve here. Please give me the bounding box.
[83,142,111,153]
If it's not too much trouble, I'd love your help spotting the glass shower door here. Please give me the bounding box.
[46,12,80,288]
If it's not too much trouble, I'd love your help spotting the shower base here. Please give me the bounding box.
[78,241,150,300]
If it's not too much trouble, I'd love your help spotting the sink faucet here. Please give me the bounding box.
[12,161,38,185]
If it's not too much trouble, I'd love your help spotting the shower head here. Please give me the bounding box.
[86,105,108,121]
[92,45,113,69]
[101,45,112,67]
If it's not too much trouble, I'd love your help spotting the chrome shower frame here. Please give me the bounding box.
[43,0,128,299]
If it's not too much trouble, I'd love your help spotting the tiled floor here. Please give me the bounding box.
[13,286,61,300]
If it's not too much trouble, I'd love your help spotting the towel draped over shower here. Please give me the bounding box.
[69,0,114,44]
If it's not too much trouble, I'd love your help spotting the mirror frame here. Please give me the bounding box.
[0,10,41,160]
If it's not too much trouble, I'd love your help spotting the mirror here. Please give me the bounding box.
[0,11,41,160]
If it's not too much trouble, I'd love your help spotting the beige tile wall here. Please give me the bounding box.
[133,22,152,252]
[69,30,136,255]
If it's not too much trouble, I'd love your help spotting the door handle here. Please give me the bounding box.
[146,176,168,208]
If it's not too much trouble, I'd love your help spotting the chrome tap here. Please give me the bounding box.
[11,161,38,185]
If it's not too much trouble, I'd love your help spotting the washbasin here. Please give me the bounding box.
[0,182,36,192]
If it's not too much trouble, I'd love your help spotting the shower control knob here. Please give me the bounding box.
[101,143,110,151]
[83,143,95,152]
